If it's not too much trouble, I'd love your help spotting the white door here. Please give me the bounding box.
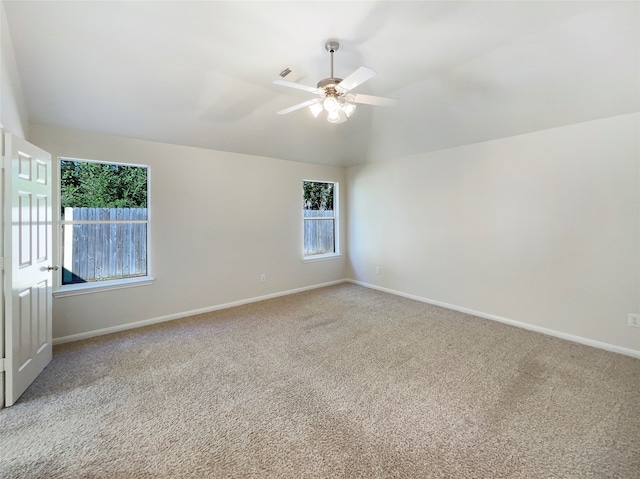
[3,134,53,407]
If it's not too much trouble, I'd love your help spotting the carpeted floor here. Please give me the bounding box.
[2,283,639,478]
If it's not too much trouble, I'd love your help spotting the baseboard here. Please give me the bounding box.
[54,278,640,359]
[53,279,348,345]
[347,279,640,360]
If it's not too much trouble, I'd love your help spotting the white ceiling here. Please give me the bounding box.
[4,1,639,167]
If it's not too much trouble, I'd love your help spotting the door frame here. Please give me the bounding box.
[1,124,5,408]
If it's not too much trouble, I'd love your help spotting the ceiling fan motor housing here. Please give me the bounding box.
[317,78,343,90]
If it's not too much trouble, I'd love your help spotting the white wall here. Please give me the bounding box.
[0,0,28,137]
[29,124,347,340]
[347,113,640,354]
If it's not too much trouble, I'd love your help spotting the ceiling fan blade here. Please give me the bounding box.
[351,93,398,107]
[337,66,377,93]
[273,79,321,94]
[277,98,321,115]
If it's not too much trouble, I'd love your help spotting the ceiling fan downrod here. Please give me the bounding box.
[318,41,342,90]
[326,41,339,78]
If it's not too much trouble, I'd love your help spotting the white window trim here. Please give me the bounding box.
[56,157,151,295]
[303,252,342,263]
[302,179,339,261]
[53,276,155,298]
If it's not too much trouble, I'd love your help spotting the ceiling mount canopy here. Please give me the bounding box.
[274,40,397,124]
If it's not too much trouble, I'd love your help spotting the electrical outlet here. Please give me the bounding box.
[375,266,381,275]
[628,313,640,328]
[260,273,266,283]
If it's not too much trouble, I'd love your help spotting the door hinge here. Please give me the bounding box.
[0,257,4,271]
[0,358,7,373]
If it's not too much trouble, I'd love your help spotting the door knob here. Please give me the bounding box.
[47,265,60,271]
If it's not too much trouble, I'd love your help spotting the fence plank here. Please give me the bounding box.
[87,208,96,281]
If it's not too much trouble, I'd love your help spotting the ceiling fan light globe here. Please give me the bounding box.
[323,96,339,112]
[327,110,341,123]
[343,102,356,117]
[309,103,323,118]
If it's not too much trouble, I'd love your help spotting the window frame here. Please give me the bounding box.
[54,157,154,297]
[302,179,340,262]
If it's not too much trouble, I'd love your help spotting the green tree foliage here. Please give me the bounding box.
[303,181,334,210]
[61,160,147,212]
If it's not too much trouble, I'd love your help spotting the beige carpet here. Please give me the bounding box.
[2,283,639,478]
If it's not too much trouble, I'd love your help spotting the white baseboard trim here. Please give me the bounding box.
[53,279,348,345]
[347,279,640,360]
[54,278,640,359]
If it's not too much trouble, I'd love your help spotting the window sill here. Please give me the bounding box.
[303,253,342,263]
[53,276,155,298]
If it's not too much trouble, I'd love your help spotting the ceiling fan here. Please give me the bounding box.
[274,41,398,124]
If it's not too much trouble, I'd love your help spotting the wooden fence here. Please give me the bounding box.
[63,207,147,284]
[304,210,335,255]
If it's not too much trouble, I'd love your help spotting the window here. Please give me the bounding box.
[59,158,150,292]
[303,180,338,258]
